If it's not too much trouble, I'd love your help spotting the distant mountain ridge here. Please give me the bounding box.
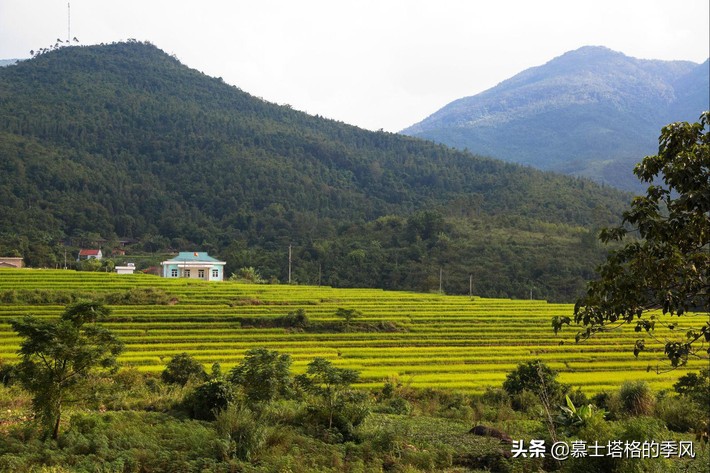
[401,46,709,191]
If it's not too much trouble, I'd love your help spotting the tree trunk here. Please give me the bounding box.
[51,401,62,440]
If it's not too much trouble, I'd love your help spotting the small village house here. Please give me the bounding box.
[0,257,24,268]
[78,249,103,261]
[160,252,225,281]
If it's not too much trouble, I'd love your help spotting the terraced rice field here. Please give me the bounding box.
[0,268,706,394]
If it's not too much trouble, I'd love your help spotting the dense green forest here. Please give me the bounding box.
[0,41,632,300]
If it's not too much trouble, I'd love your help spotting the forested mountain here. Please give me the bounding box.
[402,46,709,191]
[0,42,632,300]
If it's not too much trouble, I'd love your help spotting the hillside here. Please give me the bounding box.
[0,42,632,301]
[401,46,709,191]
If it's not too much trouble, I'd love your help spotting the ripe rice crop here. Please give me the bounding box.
[0,268,706,394]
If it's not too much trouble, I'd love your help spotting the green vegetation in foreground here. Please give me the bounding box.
[0,269,706,395]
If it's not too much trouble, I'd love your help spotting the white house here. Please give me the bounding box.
[115,262,136,275]
[160,252,225,281]
[78,249,102,260]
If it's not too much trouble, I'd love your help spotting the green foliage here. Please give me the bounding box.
[229,266,265,283]
[335,307,363,325]
[502,360,566,405]
[673,368,710,406]
[10,301,123,439]
[654,394,706,433]
[228,348,292,403]
[565,112,710,365]
[214,404,267,462]
[618,380,655,417]
[278,308,310,329]
[296,357,368,439]
[556,394,607,435]
[160,352,208,386]
[185,378,236,420]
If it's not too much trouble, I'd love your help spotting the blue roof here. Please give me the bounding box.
[164,252,223,263]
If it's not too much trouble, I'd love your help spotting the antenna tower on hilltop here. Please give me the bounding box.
[67,3,71,43]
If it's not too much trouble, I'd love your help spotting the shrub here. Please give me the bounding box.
[673,368,710,407]
[228,348,292,403]
[0,361,15,386]
[186,378,236,420]
[215,405,267,461]
[654,395,705,433]
[503,360,565,405]
[378,397,412,415]
[618,381,654,416]
[161,353,208,386]
[277,308,310,329]
[511,388,540,413]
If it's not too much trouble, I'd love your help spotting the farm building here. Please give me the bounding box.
[160,252,225,281]
[115,263,136,275]
[78,249,103,260]
[0,257,24,268]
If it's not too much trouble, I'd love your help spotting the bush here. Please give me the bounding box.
[673,368,710,407]
[228,348,292,403]
[654,395,705,433]
[378,397,412,415]
[215,405,267,461]
[161,353,208,386]
[0,361,15,386]
[618,381,654,416]
[276,308,310,329]
[186,378,236,420]
[503,360,566,405]
[511,388,541,413]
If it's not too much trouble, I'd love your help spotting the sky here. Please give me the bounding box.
[1,0,708,132]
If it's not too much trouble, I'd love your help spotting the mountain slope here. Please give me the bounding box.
[0,42,631,300]
[401,46,709,191]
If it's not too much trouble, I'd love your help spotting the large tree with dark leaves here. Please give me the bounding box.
[555,112,710,367]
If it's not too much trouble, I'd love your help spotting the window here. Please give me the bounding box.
[212,269,219,279]
[184,269,191,278]
[198,269,205,278]
[170,268,178,277]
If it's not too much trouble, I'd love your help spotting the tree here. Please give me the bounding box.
[228,348,292,403]
[161,352,208,386]
[10,301,123,439]
[295,357,362,430]
[503,359,566,403]
[554,112,710,367]
[335,307,362,326]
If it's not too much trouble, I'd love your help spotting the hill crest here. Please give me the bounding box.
[401,46,709,190]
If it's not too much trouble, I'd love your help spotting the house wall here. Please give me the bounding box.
[0,257,24,268]
[162,263,223,281]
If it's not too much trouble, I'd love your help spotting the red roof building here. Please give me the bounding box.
[78,249,103,260]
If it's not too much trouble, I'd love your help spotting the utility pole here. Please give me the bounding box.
[67,3,71,43]
[439,267,443,294]
[288,244,292,284]
[469,274,473,299]
[318,263,322,286]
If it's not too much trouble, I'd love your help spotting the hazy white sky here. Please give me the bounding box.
[1,0,708,131]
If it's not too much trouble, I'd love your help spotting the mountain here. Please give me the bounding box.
[0,59,20,67]
[401,46,709,191]
[0,42,632,301]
